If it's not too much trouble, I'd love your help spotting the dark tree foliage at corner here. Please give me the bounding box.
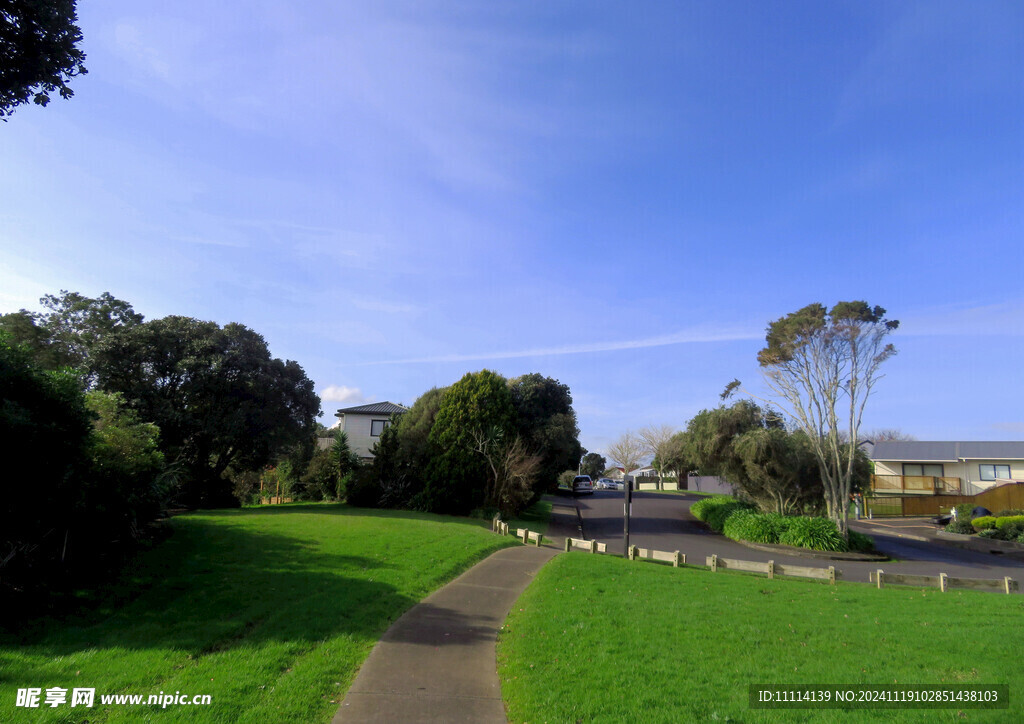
[580,452,605,479]
[508,373,583,494]
[93,316,321,508]
[424,370,516,515]
[0,0,87,118]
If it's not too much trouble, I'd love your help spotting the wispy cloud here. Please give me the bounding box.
[355,324,761,366]
[320,385,374,405]
[899,300,1024,337]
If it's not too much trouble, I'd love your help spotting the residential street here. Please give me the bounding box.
[569,490,1024,587]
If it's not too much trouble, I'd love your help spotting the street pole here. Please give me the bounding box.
[623,476,632,557]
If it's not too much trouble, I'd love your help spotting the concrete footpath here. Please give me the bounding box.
[333,497,577,723]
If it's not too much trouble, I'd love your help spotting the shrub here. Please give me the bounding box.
[778,517,846,551]
[978,528,1001,540]
[1017,532,1024,545]
[723,511,783,544]
[690,495,734,522]
[704,500,755,533]
[995,515,1024,531]
[341,467,381,507]
[971,516,997,531]
[996,522,1024,541]
[995,509,1024,518]
[846,530,875,552]
[945,519,976,535]
[952,503,975,521]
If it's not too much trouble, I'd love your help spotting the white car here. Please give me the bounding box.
[572,475,594,495]
[596,478,618,490]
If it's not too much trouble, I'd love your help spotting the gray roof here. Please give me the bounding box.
[335,401,409,416]
[871,441,1024,462]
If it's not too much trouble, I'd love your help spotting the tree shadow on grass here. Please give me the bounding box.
[0,516,419,672]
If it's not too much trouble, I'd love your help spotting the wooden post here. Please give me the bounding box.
[590,539,597,554]
[535,534,542,547]
[939,573,948,592]
[1005,577,1013,595]
[564,537,571,552]
[673,551,681,568]
[767,560,775,580]
[522,529,529,545]
[876,569,884,589]
[828,566,836,585]
[628,545,637,561]
[710,554,718,572]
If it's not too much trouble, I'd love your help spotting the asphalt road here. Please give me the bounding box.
[566,490,1024,586]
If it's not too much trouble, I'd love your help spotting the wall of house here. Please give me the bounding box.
[873,459,1024,495]
[340,413,391,458]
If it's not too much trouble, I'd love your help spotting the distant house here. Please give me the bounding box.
[603,467,626,481]
[335,402,410,460]
[869,441,1024,496]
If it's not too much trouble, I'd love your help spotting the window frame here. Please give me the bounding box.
[902,463,944,477]
[979,464,1011,482]
[370,419,390,437]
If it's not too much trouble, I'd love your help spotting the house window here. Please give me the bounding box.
[370,419,390,437]
[979,464,1011,482]
[902,463,943,477]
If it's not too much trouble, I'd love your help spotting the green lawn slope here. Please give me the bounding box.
[1,504,515,723]
[498,553,1022,723]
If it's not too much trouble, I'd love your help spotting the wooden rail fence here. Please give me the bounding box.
[869,569,1018,594]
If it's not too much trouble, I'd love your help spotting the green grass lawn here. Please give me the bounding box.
[498,553,1023,723]
[1,504,516,723]
[505,498,553,537]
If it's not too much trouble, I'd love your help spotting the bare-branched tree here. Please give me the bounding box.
[638,424,678,480]
[607,431,645,477]
[470,428,542,517]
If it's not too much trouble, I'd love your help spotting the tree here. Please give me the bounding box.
[607,432,644,476]
[660,431,694,487]
[864,428,915,442]
[424,370,516,514]
[639,424,678,479]
[1,0,87,118]
[92,316,320,507]
[754,301,898,535]
[0,291,142,377]
[579,452,606,479]
[469,427,542,516]
[509,373,583,494]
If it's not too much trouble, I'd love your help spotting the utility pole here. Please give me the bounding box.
[623,476,633,557]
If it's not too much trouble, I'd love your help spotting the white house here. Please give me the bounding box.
[870,441,1024,496]
[335,401,409,459]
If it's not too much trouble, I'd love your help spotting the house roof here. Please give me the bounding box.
[871,441,1024,462]
[335,401,409,416]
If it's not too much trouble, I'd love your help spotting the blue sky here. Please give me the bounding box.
[2,1,1022,457]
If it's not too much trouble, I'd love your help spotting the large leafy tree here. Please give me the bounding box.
[579,452,606,479]
[1,0,87,118]
[93,316,320,507]
[508,373,582,494]
[424,370,516,514]
[0,291,142,376]
[754,301,898,535]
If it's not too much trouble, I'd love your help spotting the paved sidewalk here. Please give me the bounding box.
[333,543,558,724]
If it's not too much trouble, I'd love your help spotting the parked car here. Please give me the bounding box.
[596,478,618,490]
[572,475,594,495]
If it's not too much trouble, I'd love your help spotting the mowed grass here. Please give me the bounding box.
[498,553,1023,723]
[506,498,554,537]
[1,504,516,723]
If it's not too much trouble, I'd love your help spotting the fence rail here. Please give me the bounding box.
[870,569,1018,594]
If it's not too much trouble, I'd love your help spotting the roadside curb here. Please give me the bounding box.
[735,539,889,562]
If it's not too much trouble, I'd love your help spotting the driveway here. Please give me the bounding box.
[570,490,1024,586]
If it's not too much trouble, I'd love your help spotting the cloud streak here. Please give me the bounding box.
[355,325,762,366]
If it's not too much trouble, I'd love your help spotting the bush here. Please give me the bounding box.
[846,530,876,552]
[722,511,783,544]
[341,467,381,507]
[995,515,1024,531]
[995,509,1024,518]
[945,519,976,535]
[953,503,976,521]
[778,517,846,552]
[978,528,1001,539]
[691,496,755,533]
[1017,532,1024,545]
[690,495,731,521]
[972,516,997,531]
[995,522,1024,541]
